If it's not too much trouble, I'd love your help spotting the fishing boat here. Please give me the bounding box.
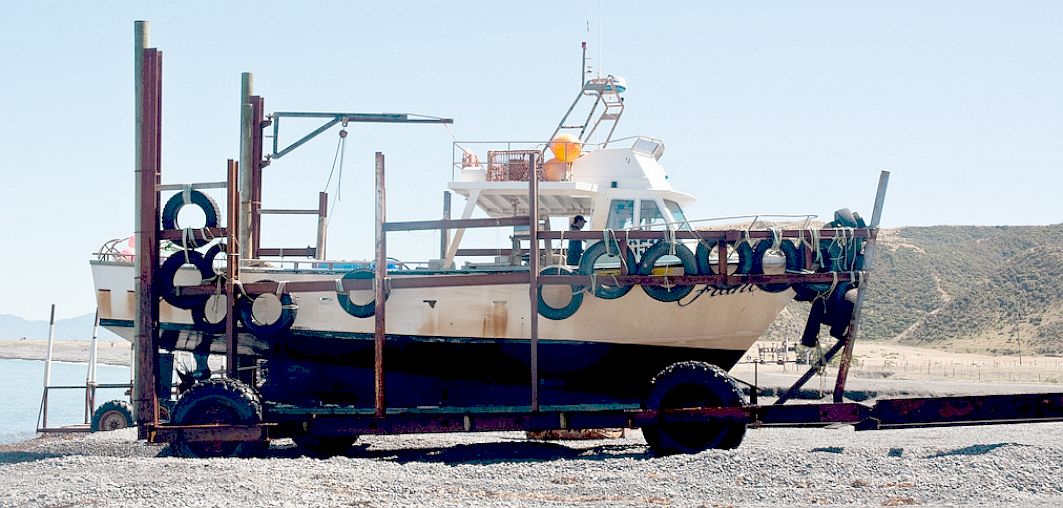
[90,73,864,410]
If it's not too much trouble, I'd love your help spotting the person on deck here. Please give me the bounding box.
[566,215,587,266]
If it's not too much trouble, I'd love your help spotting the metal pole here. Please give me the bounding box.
[833,170,890,403]
[316,191,328,260]
[374,152,387,417]
[41,304,56,429]
[226,160,240,378]
[528,152,540,411]
[85,309,100,424]
[238,73,254,260]
[250,95,265,259]
[440,191,451,260]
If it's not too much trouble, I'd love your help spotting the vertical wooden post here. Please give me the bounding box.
[374,152,387,417]
[316,191,328,260]
[440,191,451,260]
[226,159,240,378]
[833,170,890,402]
[527,152,540,411]
[133,20,161,439]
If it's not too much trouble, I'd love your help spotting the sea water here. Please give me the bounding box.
[0,358,131,444]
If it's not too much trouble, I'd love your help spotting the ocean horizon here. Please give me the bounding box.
[0,358,130,444]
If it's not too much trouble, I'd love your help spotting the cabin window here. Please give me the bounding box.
[640,199,668,230]
[606,199,634,230]
[665,200,690,230]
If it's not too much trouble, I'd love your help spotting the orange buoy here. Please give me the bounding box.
[543,158,567,181]
[549,134,582,163]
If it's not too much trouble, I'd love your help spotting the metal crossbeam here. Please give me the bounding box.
[270,111,453,159]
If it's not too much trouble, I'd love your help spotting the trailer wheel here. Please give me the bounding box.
[643,361,746,456]
[292,434,358,459]
[91,400,134,432]
[170,378,265,458]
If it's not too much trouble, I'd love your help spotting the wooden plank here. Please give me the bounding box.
[374,152,387,418]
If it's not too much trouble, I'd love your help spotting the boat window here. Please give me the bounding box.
[665,200,690,230]
[640,199,668,230]
[606,199,634,230]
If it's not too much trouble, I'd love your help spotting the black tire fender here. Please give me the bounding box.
[157,250,213,310]
[237,280,297,339]
[638,241,697,302]
[537,266,584,320]
[336,269,387,318]
[694,241,754,290]
[161,189,221,248]
[578,240,638,300]
[751,239,803,294]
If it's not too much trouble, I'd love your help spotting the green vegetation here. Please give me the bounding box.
[764,224,1063,354]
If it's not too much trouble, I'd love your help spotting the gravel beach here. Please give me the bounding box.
[3,420,1062,507]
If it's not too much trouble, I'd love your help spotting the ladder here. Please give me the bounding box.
[550,75,626,148]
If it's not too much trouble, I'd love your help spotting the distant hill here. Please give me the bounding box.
[0,313,122,341]
[764,224,1063,354]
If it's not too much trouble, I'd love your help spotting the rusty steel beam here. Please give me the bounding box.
[535,228,876,241]
[455,248,515,257]
[154,424,266,443]
[256,247,317,258]
[374,152,387,418]
[834,170,890,402]
[225,159,239,378]
[316,191,328,260]
[773,339,848,405]
[133,29,161,439]
[158,227,227,242]
[537,272,861,286]
[861,393,1063,430]
[383,216,530,232]
[528,152,540,412]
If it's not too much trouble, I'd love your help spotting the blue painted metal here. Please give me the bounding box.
[270,112,454,159]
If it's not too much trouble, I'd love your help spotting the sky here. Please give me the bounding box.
[1,2,1061,320]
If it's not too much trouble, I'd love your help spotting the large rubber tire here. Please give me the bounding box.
[157,251,214,310]
[642,361,747,456]
[170,378,265,458]
[237,281,297,339]
[190,294,229,335]
[751,239,803,294]
[537,266,584,320]
[90,400,134,432]
[337,269,385,318]
[292,434,358,459]
[694,241,754,290]
[161,189,221,248]
[578,240,638,299]
[638,241,697,302]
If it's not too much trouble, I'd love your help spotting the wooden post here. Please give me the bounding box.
[440,191,451,260]
[133,20,161,439]
[316,191,328,260]
[833,170,890,403]
[374,152,387,417]
[226,159,240,378]
[527,152,539,411]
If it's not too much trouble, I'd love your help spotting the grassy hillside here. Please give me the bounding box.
[763,224,1063,354]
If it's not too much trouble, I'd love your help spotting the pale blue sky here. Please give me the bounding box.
[1,2,1060,320]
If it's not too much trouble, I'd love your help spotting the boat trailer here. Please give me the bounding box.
[126,21,1063,456]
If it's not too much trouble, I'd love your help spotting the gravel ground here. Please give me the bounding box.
[2,421,1063,507]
